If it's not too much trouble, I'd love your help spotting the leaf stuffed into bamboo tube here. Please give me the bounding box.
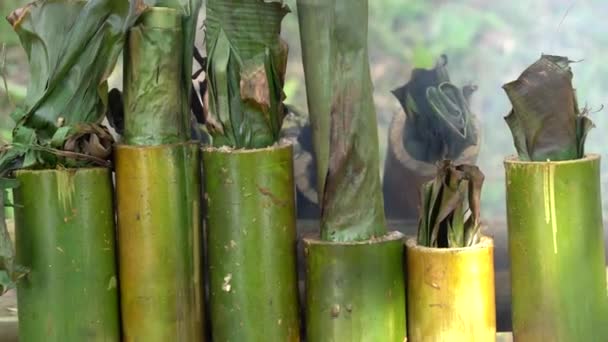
[122,7,187,144]
[297,0,406,340]
[503,55,593,161]
[201,1,301,340]
[417,161,484,248]
[0,0,140,175]
[0,1,142,340]
[114,0,205,340]
[503,55,608,341]
[119,0,201,144]
[204,0,289,149]
[407,162,495,342]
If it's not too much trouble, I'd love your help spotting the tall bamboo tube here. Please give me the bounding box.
[115,143,204,341]
[203,144,300,341]
[296,0,407,339]
[14,168,120,342]
[406,236,496,342]
[505,154,608,341]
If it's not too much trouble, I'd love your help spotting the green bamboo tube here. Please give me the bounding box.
[13,168,120,342]
[505,154,608,341]
[115,142,204,341]
[304,231,406,342]
[406,236,496,342]
[203,144,300,342]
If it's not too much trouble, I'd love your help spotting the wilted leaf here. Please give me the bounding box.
[392,55,478,162]
[503,55,591,161]
[418,161,484,248]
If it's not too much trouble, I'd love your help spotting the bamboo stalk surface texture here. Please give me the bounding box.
[304,231,406,342]
[14,168,120,342]
[505,154,608,341]
[406,236,496,342]
[203,144,300,341]
[115,143,204,341]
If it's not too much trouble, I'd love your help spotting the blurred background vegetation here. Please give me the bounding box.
[2,0,608,220]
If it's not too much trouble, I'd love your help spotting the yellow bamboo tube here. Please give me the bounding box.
[406,236,496,342]
[115,142,204,341]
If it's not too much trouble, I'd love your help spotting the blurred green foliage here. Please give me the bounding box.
[280,0,608,219]
[0,0,20,46]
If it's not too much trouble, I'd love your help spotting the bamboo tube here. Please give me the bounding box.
[406,236,496,342]
[505,154,608,341]
[13,168,120,342]
[304,231,406,342]
[115,142,204,341]
[203,144,300,341]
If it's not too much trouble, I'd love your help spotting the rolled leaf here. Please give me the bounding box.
[297,0,386,242]
[122,0,202,145]
[503,55,593,161]
[417,161,484,248]
[204,0,289,149]
[392,55,478,162]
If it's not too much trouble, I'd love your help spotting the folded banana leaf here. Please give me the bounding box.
[503,55,593,161]
[204,0,289,149]
[297,0,386,242]
[418,161,484,248]
[0,0,142,174]
[0,0,143,294]
[120,0,202,145]
[392,55,478,163]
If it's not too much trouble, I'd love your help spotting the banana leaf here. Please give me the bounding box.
[118,0,202,145]
[204,0,289,149]
[417,161,484,248]
[297,0,386,242]
[0,0,142,175]
[503,55,593,161]
[0,0,143,296]
[392,55,478,163]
